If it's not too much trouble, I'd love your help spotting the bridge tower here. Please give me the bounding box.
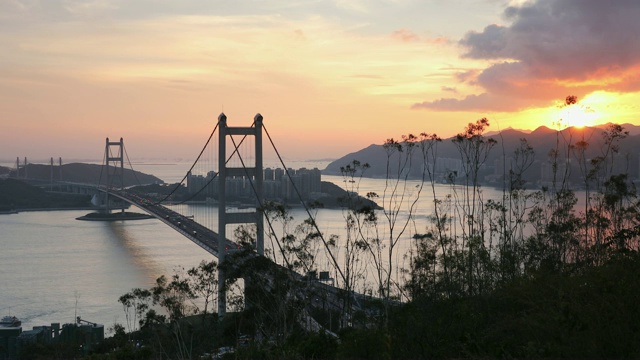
[13,157,26,178]
[104,137,125,213]
[217,113,265,318]
[50,157,54,191]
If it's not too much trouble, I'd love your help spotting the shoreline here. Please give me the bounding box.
[0,207,130,214]
[76,211,155,221]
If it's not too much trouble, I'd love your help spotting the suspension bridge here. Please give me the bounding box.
[82,113,365,330]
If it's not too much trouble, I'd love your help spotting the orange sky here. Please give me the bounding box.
[1,0,639,164]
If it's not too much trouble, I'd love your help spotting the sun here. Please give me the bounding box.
[558,102,599,128]
[531,92,623,132]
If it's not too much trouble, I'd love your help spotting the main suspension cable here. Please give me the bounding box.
[155,123,219,204]
[123,144,142,187]
[167,130,252,206]
[227,132,293,271]
[264,124,346,284]
[97,147,106,187]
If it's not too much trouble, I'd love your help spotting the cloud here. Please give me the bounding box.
[413,92,533,112]
[332,0,369,13]
[441,86,458,93]
[414,0,640,112]
[391,29,420,42]
[62,0,117,17]
[391,28,449,44]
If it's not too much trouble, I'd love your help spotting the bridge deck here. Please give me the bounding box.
[106,189,244,257]
[100,187,372,318]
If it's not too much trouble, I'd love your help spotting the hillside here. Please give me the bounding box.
[0,179,92,210]
[323,124,640,187]
[316,181,382,209]
[9,162,162,187]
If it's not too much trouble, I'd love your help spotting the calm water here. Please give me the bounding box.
[0,161,341,332]
[1,161,513,333]
[0,210,211,332]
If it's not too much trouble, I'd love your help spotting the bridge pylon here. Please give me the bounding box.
[217,113,265,318]
[104,137,125,213]
[15,157,28,178]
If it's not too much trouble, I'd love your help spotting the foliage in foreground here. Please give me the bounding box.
[32,107,640,359]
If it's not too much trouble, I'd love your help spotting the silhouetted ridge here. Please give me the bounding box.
[0,178,91,210]
[323,123,640,187]
[9,162,162,186]
[531,125,555,135]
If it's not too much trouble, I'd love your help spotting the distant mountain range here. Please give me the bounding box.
[483,123,640,137]
[323,123,640,188]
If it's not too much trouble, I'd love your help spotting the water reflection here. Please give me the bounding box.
[103,221,162,285]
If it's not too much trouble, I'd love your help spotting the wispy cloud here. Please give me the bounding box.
[441,86,458,94]
[391,28,449,44]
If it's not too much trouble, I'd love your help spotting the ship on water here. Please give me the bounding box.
[0,315,21,328]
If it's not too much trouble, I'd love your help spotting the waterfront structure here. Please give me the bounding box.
[0,317,103,358]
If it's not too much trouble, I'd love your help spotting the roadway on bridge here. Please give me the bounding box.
[107,189,242,257]
[101,187,370,322]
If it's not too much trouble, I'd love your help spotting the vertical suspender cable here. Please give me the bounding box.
[262,124,347,285]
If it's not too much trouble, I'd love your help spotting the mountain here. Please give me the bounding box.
[323,124,640,188]
[0,178,92,210]
[484,127,531,137]
[484,123,640,137]
[594,122,640,136]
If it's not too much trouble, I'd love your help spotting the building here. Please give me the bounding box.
[186,167,323,203]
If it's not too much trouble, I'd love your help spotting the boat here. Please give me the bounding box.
[0,315,21,327]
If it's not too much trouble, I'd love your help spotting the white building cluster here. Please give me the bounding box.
[187,167,322,202]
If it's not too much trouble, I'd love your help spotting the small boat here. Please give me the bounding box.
[0,315,21,327]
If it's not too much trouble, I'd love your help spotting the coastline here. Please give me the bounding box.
[0,207,129,214]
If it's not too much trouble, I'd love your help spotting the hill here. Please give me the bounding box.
[9,162,162,187]
[323,124,640,188]
[0,178,92,210]
[316,181,382,209]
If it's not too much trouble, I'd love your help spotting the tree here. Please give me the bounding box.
[451,118,497,296]
[118,261,223,359]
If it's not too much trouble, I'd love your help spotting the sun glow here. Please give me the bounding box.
[555,93,614,129]
[559,104,599,128]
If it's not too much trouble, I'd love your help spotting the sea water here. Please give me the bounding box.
[1,161,514,333]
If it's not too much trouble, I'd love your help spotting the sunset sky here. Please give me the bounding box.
[1,0,640,164]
